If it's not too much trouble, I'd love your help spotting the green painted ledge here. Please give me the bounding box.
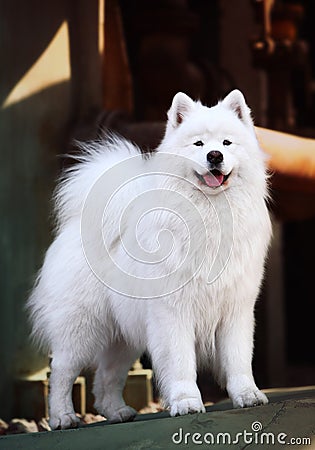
[0,388,314,450]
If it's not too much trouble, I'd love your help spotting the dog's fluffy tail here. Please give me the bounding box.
[53,135,141,232]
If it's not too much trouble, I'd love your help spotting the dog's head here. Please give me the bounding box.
[159,90,267,195]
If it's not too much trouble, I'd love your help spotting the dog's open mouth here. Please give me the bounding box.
[195,169,231,188]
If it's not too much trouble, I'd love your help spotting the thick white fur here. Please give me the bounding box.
[27,90,272,429]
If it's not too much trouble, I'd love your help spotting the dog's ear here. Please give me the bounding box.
[221,90,254,131]
[167,92,196,130]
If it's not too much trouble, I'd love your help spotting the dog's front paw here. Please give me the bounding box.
[227,375,268,409]
[49,412,80,430]
[107,406,137,423]
[169,381,205,416]
[170,397,206,416]
[232,388,268,408]
[227,375,268,408]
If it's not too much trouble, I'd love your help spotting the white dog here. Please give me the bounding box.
[27,90,272,430]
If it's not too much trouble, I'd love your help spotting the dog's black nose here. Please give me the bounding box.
[207,151,223,165]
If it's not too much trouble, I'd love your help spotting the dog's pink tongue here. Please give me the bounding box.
[203,172,224,187]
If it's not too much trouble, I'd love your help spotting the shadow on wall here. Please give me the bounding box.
[0,0,82,420]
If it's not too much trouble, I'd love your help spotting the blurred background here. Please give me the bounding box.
[0,0,314,423]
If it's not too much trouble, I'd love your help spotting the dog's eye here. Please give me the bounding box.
[194,140,204,147]
[223,139,232,146]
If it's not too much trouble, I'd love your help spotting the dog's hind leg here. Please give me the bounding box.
[49,353,84,430]
[93,341,140,422]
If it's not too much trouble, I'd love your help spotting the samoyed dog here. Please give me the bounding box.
[28,90,272,429]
